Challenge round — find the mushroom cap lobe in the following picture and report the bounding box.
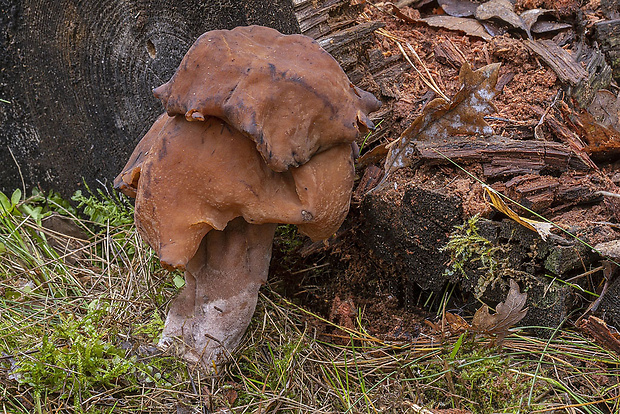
[153,25,381,172]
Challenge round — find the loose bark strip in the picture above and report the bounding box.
[416,136,591,177]
[525,39,587,85]
[578,315,620,355]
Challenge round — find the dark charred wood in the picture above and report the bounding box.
[595,19,620,80]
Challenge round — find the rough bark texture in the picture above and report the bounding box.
[596,19,620,80]
[0,0,300,197]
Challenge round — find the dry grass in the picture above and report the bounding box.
[1,190,619,413]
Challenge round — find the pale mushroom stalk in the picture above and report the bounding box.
[160,218,276,366]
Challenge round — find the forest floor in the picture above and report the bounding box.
[3,0,620,412]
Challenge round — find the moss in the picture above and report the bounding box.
[443,215,505,298]
[412,341,547,413]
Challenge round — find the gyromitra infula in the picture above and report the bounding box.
[114,26,381,368]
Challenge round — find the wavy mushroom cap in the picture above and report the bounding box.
[152,25,381,172]
[115,114,355,268]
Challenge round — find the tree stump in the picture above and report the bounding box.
[0,0,299,196]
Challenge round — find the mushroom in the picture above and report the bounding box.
[114,25,380,368]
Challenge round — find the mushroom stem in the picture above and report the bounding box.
[159,217,277,369]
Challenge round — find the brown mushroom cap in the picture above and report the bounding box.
[115,114,354,268]
[114,113,169,198]
[152,25,381,172]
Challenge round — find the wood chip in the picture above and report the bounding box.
[525,39,587,85]
[578,315,620,355]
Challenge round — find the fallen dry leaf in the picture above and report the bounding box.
[483,185,554,240]
[475,0,529,37]
[531,20,572,34]
[519,8,550,29]
[438,0,478,17]
[424,312,470,336]
[387,3,492,41]
[445,312,470,333]
[421,16,493,41]
[424,281,526,344]
[471,279,528,343]
[381,61,500,183]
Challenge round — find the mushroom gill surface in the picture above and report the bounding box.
[152,25,381,172]
[116,114,354,269]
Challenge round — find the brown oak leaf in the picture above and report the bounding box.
[470,279,528,343]
[380,61,500,186]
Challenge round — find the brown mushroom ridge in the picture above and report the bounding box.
[116,114,355,269]
[152,25,381,172]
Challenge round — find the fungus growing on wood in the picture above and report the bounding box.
[114,25,380,368]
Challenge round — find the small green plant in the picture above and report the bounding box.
[132,310,165,344]
[72,185,133,228]
[13,304,136,407]
[443,215,503,298]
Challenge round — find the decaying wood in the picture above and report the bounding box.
[294,0,381,84]
[578,315,620,354]
[572,46,613,108]
[560,102,620,160]
[595,19,620,79]
[601,0,620,19]
[317,21,385,83]
[415,136,591,177]
[434,39,467,69]
[294,0,363,39]
[495,173,604,214]
[294,0,410,147]
[525,39,587,86]
[533,106,599,170]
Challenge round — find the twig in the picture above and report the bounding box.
[565,266,604,283]
[406,42,450,102]
[377,28,450,102]
[534,90,562,140]
[595,191,620,199]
